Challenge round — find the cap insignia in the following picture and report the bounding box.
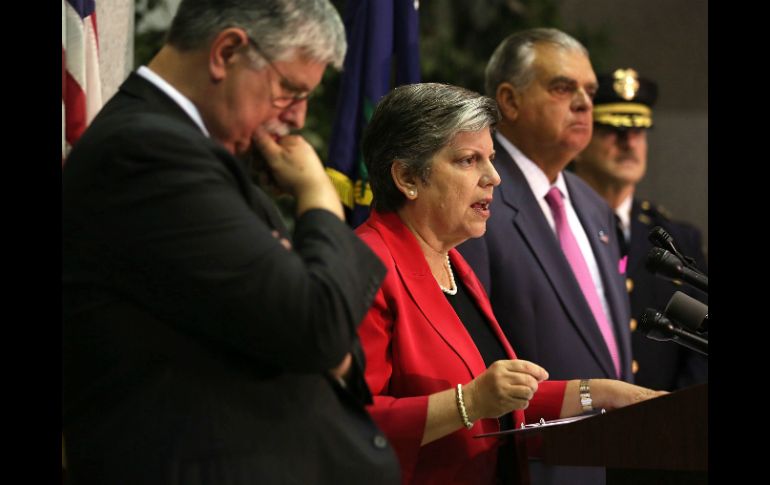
[613,69,640,101]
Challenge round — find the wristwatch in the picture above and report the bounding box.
[579,379,593,412]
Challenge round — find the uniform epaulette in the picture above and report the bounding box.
[639,200,672,221]
[655,204,672,220]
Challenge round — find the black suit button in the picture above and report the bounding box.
[373,434,388,449]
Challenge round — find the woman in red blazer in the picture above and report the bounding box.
[356,84,664,484]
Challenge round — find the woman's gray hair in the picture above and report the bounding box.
[484,28,588,97]
[166,0,346,69]
[362,83,499,213]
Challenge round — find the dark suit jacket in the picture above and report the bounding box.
[625,199,708,390]
[63,73,400,485]
[356,210,566,485]
[457,138,632,485]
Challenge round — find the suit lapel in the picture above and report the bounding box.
[495,141,617,377]
[370,212,488,378]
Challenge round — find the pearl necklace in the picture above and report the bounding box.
[439,254,457,295]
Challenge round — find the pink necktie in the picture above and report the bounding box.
[545,187,621,378]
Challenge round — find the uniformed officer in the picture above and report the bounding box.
[573,68,708,390]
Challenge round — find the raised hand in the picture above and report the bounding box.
[464,359,549,421]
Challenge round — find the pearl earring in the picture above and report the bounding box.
[408,189,416,198]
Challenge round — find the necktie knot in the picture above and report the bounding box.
[545,186,564,212]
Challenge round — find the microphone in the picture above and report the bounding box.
[665,291,708,333]
[639,308,708,357]
[648,226,697,268]
[645,247,708,293]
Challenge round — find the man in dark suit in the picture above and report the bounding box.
[62,1,400,483]
[458,28,632,485]
[573,68,708,391]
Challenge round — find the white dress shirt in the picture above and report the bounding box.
[615,194,633,244]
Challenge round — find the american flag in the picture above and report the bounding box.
[62,0,102,163]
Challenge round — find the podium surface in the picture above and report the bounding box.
[529,383,707,471]
[482,383,708,484]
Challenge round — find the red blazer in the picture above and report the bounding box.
[356,210,567,485]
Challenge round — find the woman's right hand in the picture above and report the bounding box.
[463,359,549,421]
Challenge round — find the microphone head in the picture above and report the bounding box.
[648,226,673,249]
[665,291,708,332]
[645,247,684,279]
[639,308,672,342]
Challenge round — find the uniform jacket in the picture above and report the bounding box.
[356,210,566,485]
[63,73,400,485]
[624,198,708,390]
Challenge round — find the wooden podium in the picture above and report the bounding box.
[502,383,708,485]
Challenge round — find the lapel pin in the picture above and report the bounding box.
[598,230,609,244]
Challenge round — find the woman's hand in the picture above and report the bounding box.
[463,359,549,421]
[590,379,668,410]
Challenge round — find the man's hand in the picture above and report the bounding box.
[252,128,344,220]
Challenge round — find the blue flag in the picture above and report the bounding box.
[326,0,421,227]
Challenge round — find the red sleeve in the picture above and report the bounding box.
[525,380,567,421]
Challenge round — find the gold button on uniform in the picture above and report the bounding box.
[626,278,634,293]
[629,318,637,332]
[632,359,639,374]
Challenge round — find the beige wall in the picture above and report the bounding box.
[96,0,134,101]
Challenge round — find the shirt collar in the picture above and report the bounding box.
[615,193,633,238]
[495,131,570,201]
[136,65,210,137]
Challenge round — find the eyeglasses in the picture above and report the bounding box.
[245,35,311,109]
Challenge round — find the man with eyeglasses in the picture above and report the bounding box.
[62,1,400,484]
[246,35,312,109]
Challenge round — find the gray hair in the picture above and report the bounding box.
[484,28,588,97]
[166,0,347,69]
[362,83,499,212]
